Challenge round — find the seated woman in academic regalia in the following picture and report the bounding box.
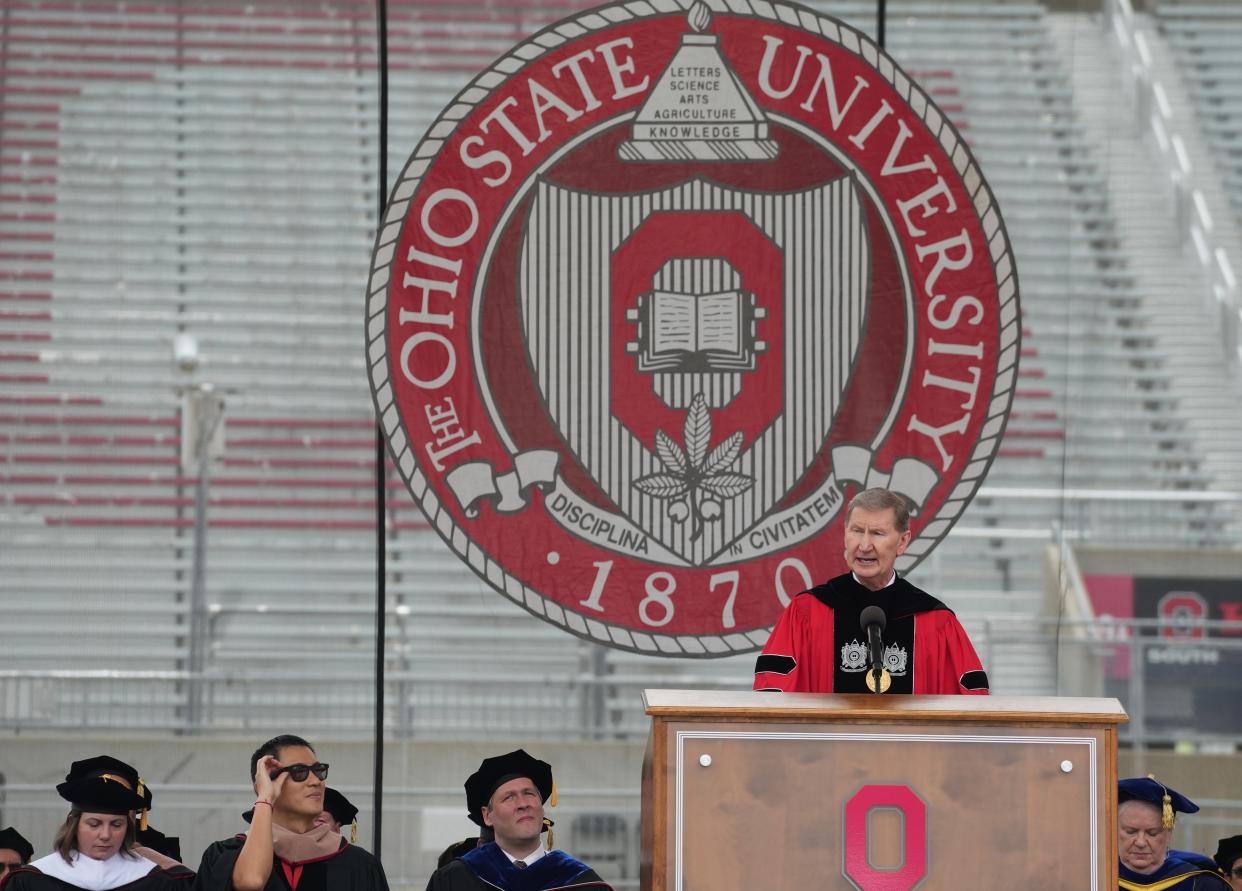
[0,755,193,890]
[1118,776,1229,890]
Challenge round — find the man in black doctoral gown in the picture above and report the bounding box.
[0,828,34,882]
[194,734,388,891]
[425,750,608,891]
[1214,835,1242,890]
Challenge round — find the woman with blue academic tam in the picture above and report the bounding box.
[1118,776,1229,890]
[1,756,193,891]
[424,750,610,891]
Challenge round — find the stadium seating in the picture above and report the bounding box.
[0,0,1234,735]
[1157,0,1242,226]
[4,2,1242,886]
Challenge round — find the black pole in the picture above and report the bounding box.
[371,0,390,861]
[877,0,886,49]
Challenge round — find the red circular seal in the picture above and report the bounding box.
[366,0,1019,655]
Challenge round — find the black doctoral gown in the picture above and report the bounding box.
[193,836,388,891]
[1,865,194,891]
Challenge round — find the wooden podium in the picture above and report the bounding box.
[642,690,1127,890]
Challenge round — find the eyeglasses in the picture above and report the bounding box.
[270,762,329,783]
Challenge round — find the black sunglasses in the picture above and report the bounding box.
[270,762,329,783]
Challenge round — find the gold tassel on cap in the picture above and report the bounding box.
[546,778,557,849]
[1148,774,1175,830]
[137,778,149,831]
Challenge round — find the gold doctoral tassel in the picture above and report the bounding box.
[545,779,557,850]
[1148,774,1175,830]
[137,778,149,831]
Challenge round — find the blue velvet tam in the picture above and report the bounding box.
[1119,776,1199,829]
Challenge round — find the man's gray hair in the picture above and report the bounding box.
[846,488,911,532]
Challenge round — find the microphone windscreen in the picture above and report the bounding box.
[860,605,887,633]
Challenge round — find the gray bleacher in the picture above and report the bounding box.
[1157,0,1242,226]
[0,0,1232,733]
[874,3,1231,615]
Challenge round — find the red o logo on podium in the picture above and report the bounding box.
[366,0,1019,654]
[844,784,927,890]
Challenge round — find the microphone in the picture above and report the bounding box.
[860,605,887,692]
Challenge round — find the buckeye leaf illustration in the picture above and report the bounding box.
[634,393,755,537]
[683,393,711,468]
[700,431,743,476]
[633,472,689,500]
[653,428,688,476]
[700,472,753,499]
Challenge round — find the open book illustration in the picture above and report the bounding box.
[636,288,758,372]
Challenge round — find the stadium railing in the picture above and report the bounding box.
[3,615,1240,751]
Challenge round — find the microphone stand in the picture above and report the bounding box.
[860,605,888,694]
[867,623,884,693]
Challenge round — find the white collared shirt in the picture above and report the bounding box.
[501,840,546,867]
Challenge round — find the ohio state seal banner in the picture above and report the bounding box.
[365,0,1019,656]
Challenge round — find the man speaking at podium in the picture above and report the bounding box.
[753,487,989,695]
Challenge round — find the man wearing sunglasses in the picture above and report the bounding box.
[194,734,390,891]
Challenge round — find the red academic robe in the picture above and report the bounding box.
[753,573,989,695]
